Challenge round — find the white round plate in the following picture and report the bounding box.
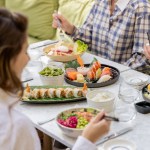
[103,139,136,150]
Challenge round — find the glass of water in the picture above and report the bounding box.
[115,80,139,122]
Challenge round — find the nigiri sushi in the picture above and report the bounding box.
[47,88,56,98]
[64,88,73,98]
[77,67,89,76]
[101,67,111,77]
[87,70,96,81]
[32,88,40,99]
[55,88,65,98]
[76,74,85,83]
[39,88,47,98]
[97,75,112,83]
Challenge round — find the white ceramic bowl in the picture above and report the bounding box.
[86,90,115,113]
[56,107,100,138]
[40,73,64,86]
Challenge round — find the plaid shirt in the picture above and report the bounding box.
[72,0,150,69]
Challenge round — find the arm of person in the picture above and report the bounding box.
[72,112,110,150]
[52,1,98,48]
[144,44,150,60]
[0,105,40,150]
[125,8,150,69]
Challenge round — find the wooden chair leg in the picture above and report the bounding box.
[43,133,53,150]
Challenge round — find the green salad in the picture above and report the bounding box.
[75,40,88,54]
[39,67,64,76]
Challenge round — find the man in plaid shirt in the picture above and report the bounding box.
[53,0,150,69]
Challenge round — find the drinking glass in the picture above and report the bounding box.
[118,80,139,103]
[115,80,139,122]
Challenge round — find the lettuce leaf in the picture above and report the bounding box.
[74,40,88,54]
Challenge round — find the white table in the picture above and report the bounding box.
[18,46,150,150]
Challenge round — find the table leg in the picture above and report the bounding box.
[43,133,53,150]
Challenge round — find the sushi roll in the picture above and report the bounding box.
[73,88,83,97]
[23,84,32,99]
[55,88,65,98]
[39,88,47,98]
[64,88,73,98]
[82,83,88,97]
[47,88,56,98]
[32,88,40,99]
[97,75,112,83]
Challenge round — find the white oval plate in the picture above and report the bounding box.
[102,139,136,150]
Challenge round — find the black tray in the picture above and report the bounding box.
[64,64,120,88]
[22,85,86,104]
[142,84,150,103]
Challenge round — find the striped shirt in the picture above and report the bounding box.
[72,0,150,69]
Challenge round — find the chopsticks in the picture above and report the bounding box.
[103,115,119,122]
[147,32,150,44]
[22,78,33,83]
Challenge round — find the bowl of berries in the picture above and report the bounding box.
[56,107,99,138]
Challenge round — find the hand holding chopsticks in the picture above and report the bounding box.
[103,115,119,122]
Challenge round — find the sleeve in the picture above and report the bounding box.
[72,136,97,150]
[0,105,41,150]
[13,113,41,150]
[70,1,97,46]
[125,6,150,69]
[0,105,14,150]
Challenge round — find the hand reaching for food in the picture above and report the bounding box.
[82,111,111,143]
[52,11,75,35]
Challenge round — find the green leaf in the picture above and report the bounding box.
[65,60,80,69]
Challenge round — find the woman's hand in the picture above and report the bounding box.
[52,13,75,35]
[82,111,111,143]
[144,44,150,59]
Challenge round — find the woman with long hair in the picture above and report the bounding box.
[0,8,110,150]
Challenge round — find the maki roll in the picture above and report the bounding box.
[32,88,40,99]
[55,88,65,98]
[23,84,32,99]
[39,88,47,98]
[82,83,88,97]
[64,88,73,98]
[47,88,56,98]
[73,88,83,97]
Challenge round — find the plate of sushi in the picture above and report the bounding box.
[64,57,120,88]
[22,84,88,104]
[142,83,150,103]
[43,40,88,62]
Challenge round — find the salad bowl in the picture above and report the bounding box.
[56,107,99,138]
[43,40,87,62]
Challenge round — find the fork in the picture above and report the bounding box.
[54,11,73,43]
[37,117,55,125]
